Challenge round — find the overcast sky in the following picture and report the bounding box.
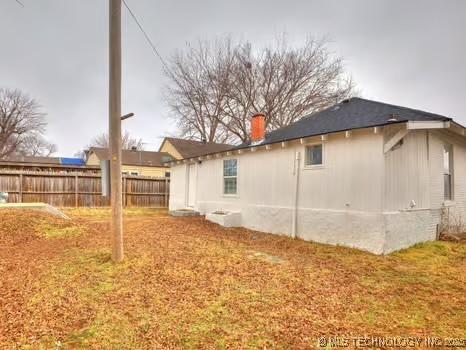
[1,0,465,156]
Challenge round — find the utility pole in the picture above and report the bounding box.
[109,0,123,262]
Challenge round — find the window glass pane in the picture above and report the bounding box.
[444,174,452,200]
[223,159,237,176]
[224,178,237,194]
[443,144,453,200]
[306,144,323,165]
[443,145,452,174]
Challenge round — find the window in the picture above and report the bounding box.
[165,172,170,178]
[443,144,453,201]
[305,144,323,167]
[122,171,129,175]
[223,159,238,195]
[130,171,139,176]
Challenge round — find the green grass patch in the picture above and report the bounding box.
[43,225,82,239]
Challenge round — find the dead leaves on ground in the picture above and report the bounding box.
[0,209,465,349]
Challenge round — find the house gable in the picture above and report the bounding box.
[159,139,183,159]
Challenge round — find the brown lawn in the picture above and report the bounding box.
[0,208,465,349]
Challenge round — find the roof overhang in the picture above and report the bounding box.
[407,120,451,130]
[407,120,465,137]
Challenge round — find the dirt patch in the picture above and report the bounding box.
[247,250,286,264]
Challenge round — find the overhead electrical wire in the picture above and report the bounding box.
[121,0,170,72]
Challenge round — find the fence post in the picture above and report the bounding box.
[165,177,169,207]
[19,173,23,203]
[75,175,79,207]
[123,176,127,207]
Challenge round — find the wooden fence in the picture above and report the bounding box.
[0,170,170,208]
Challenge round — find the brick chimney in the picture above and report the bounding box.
[251,113,266,143]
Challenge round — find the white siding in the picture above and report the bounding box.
[384,127,430,210]
[174,129,385,214]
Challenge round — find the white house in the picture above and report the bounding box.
[168,98,466,254]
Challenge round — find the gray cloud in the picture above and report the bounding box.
[1,0,465,156]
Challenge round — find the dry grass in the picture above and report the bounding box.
[0,209,465,349]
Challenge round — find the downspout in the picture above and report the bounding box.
[291,151,301,238]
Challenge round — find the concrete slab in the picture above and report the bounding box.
[206,211,242,227]
[0,203,71,220]
[169,209,201,217]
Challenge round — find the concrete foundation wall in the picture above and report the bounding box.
[199,201,436,254]
[383,210,437,254]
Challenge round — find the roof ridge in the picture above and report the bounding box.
[352,97,450,121]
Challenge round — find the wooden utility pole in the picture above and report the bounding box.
[109,0,124,262]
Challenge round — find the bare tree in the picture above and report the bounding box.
[165,35,355,143]
[165,39,235,143]
[0,88,56,159]
[89,131,144,150]
[16,135,57,157]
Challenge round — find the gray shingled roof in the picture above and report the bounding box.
[233,97,451,150]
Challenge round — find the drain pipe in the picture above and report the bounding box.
[291,151,301,238]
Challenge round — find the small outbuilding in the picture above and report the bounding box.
[168,98,466,254]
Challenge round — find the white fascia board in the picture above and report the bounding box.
[407,121,450,130]
[450,122,466,137]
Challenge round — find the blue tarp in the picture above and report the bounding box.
[60,157,86,166]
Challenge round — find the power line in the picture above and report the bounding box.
[121,0,170,72]
[14,0,24,7]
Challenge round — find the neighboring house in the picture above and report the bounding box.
[168,97,466,254]
[85,147,174,177]
[0,156,95,173]
[159,137,233,160]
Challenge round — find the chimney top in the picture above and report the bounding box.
[251,113,266,144]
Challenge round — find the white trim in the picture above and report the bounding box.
[384,128,409,153]
[407,120,450,130]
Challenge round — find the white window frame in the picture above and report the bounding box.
[304,142,325,169]
[223,158,239,196]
